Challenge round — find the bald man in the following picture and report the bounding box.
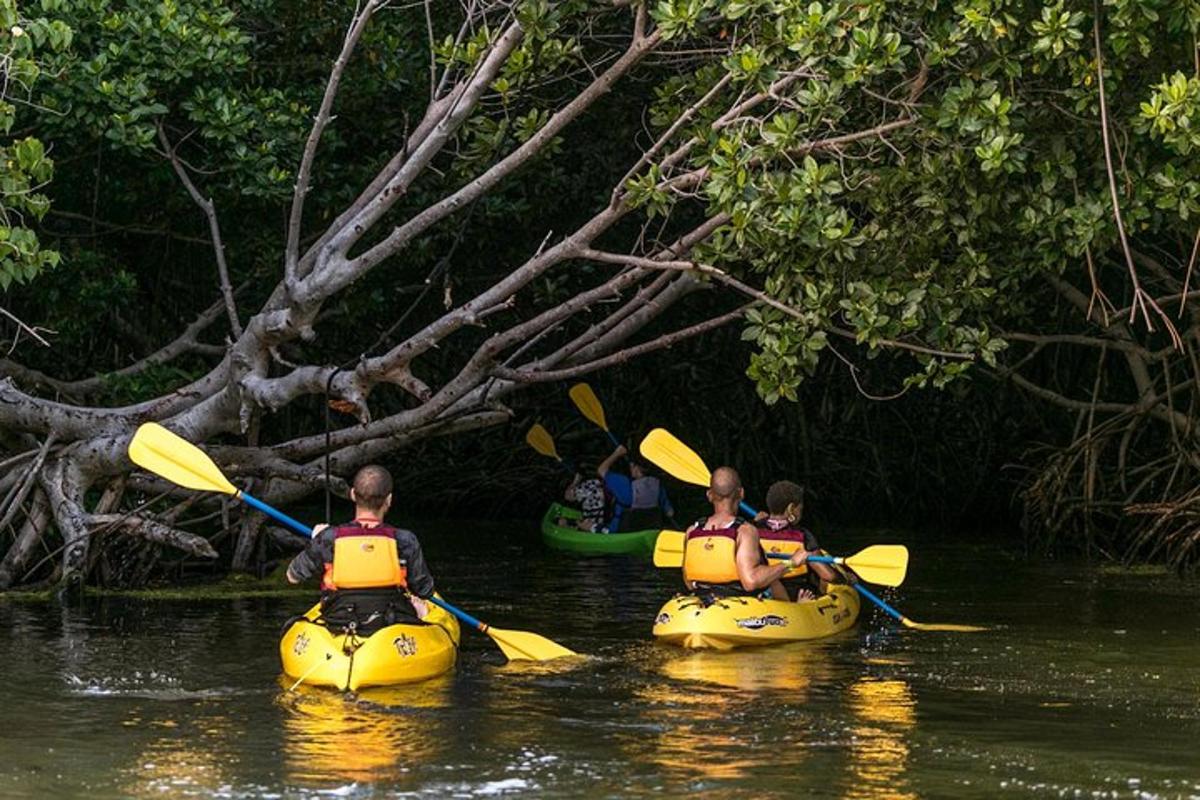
[681,466,806,599]
[286,465,435,633]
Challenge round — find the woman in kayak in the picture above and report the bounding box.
[682,466,806,600]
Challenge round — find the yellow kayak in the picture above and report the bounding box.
[652,584,860,649]
[280,597,461,691]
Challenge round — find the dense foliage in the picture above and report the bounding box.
[4,0,1200,588]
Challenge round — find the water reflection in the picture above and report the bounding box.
[843,678,916,800]
[278,677,454,786]
[635,646,836,782]
[119,711,240,798]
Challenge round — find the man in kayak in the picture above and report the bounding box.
[286,465,436,634]
[597,443,675,532]
[682,466,806,599]
[756,480,839,600]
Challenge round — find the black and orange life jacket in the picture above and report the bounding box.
[320,520,408,592]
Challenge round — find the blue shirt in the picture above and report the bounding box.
[603,474,673,530]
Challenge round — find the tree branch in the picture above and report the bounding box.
[494,305,748,383]
[1,293,230,397]
[157,126,243,337]
[285,0,382,292]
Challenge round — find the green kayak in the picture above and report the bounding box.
[540,502,659,556]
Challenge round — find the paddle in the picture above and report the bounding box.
[569,383,622,448]
[653,532,908,587]
[638,428,985,632]
[639,428,757,518]
[525,424,573,474]
[128,422,578,660]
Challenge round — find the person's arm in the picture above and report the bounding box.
[286,525,330,584]
[564,472,582,502]
[397,531,436,598]
[735,524,807,592]
[596,444,626,478]
[803,531,838,584]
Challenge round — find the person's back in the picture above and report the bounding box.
[597,444,674,532]
[286,465,436,634]
[756,480,838,600]
[681,466,804,601]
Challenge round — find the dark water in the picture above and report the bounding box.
[2,520,1199,798]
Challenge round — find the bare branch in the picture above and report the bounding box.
[1,293,230,397]
[285,0,383,291]
[494,305,748,383]
[90,514,219,559]
[157,125,243,337]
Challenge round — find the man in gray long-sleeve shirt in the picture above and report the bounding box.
[286,465,435,632]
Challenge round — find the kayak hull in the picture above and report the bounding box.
[280,597,461,691]
[652,585,860,650]
[540,501,657,556]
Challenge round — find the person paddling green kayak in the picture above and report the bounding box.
[597,443,676,533]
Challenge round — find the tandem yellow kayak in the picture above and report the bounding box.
[652,584,860,650]
[280,597,461,691]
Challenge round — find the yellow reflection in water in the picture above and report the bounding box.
[635,646,833,782]
[121,713,235,798]
[279,677,452,786]
[843,678,917,800]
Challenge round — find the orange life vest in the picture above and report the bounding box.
[682,517,744,587]
[320,521,408,592]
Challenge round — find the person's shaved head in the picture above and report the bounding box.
[709,467,742,499]
[352,465,393,512]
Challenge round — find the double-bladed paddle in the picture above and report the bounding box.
[652,532,908,587]
[638,428,985,632]
[128,423,578,661]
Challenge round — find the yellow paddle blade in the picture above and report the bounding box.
[569,383,608,431]
[652,530,686,568]
[900,619,988,633]
[842,545,909,587]
[128,423,237,495]
[524,423,559,460]
[488,627,578,661]
[639,428,712,488]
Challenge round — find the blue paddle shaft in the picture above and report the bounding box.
[238,491,314,538]
[427,595,486,631]
[846,581,904,623]
[742,500,899,622]
[765,553,835,565]
[234,491,494,633]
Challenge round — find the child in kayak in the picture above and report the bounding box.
[756,480,840,600]
[563,468,609,532]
